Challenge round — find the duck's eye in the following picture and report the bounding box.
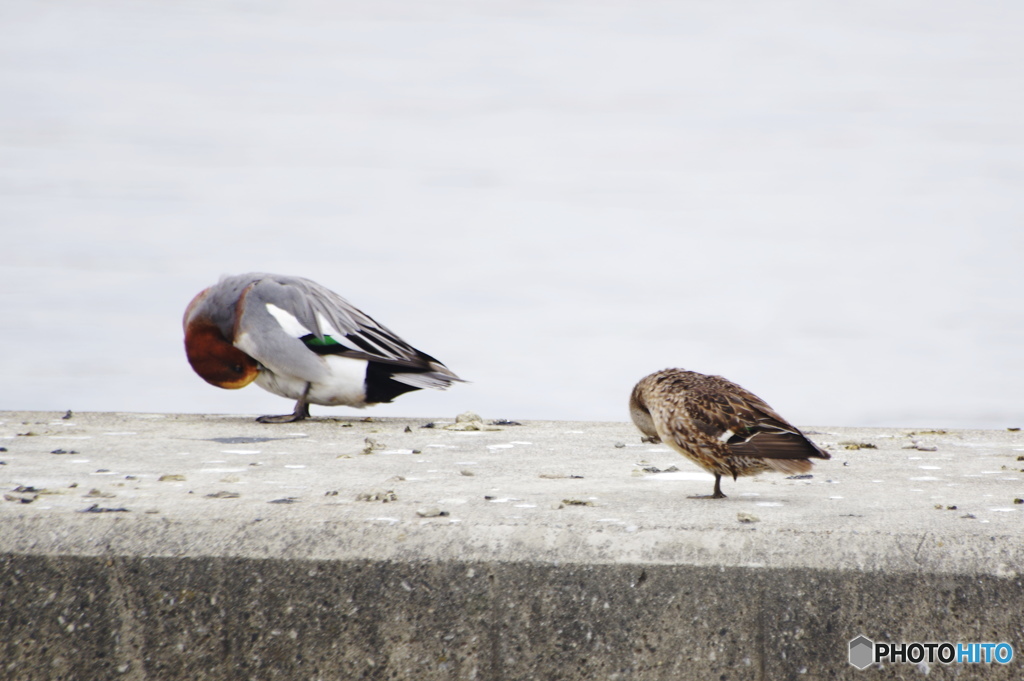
[232,364,244,374]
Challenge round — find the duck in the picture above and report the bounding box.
[629,368,829,498]
[184,273,464,423]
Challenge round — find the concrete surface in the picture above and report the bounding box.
[1,411,1022,680]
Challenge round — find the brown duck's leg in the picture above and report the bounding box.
[687,473,728,499]
[256,385,311,424]
[712,474,726,499]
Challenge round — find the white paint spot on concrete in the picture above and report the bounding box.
[487,444,514,450]
[989,508,1018,513]
[223,449,261,454]
[919,466,941,470]
[755,502,784,507]
[644,471,714,481]
[367,517,400,525]
[514,504,537,508]
[511,441,533,445]
[284,465,306,469]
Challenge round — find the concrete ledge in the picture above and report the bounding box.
[2,411,1022,679]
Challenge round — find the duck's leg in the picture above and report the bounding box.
[711,474,726,498]
[687,473,727,499]
[257,385,311,423]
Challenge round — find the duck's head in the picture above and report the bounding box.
[184,287,259,389]
[628,382,658,439]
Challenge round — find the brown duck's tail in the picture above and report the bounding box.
[727,429,831,463]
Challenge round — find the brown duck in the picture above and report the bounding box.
[629,368,830,498]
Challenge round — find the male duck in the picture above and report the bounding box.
[629,368,829,498]
[184,273,464,422]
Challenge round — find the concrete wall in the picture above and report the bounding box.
[2,412,1023,679]
[3,555,1023,681]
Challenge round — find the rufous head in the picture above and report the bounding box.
[183,288,258,389]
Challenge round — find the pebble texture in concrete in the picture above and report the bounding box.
[1,411,1022,680]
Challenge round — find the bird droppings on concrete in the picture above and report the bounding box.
[357,489,398,503]
[443,412,503,432]
[361,438,385,455]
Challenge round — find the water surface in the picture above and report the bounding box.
[1,1,1021,427]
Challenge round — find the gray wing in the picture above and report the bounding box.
[231,273,461,384]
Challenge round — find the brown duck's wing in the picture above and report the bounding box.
[685,378,831,462]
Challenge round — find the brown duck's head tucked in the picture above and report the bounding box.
[628,382,658,440]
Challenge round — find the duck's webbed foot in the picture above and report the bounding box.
[687,474,727,499]
[256,390,311,424]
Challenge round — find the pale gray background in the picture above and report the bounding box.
[1,1,1021,427]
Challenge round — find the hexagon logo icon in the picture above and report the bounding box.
[849,635,874,669]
